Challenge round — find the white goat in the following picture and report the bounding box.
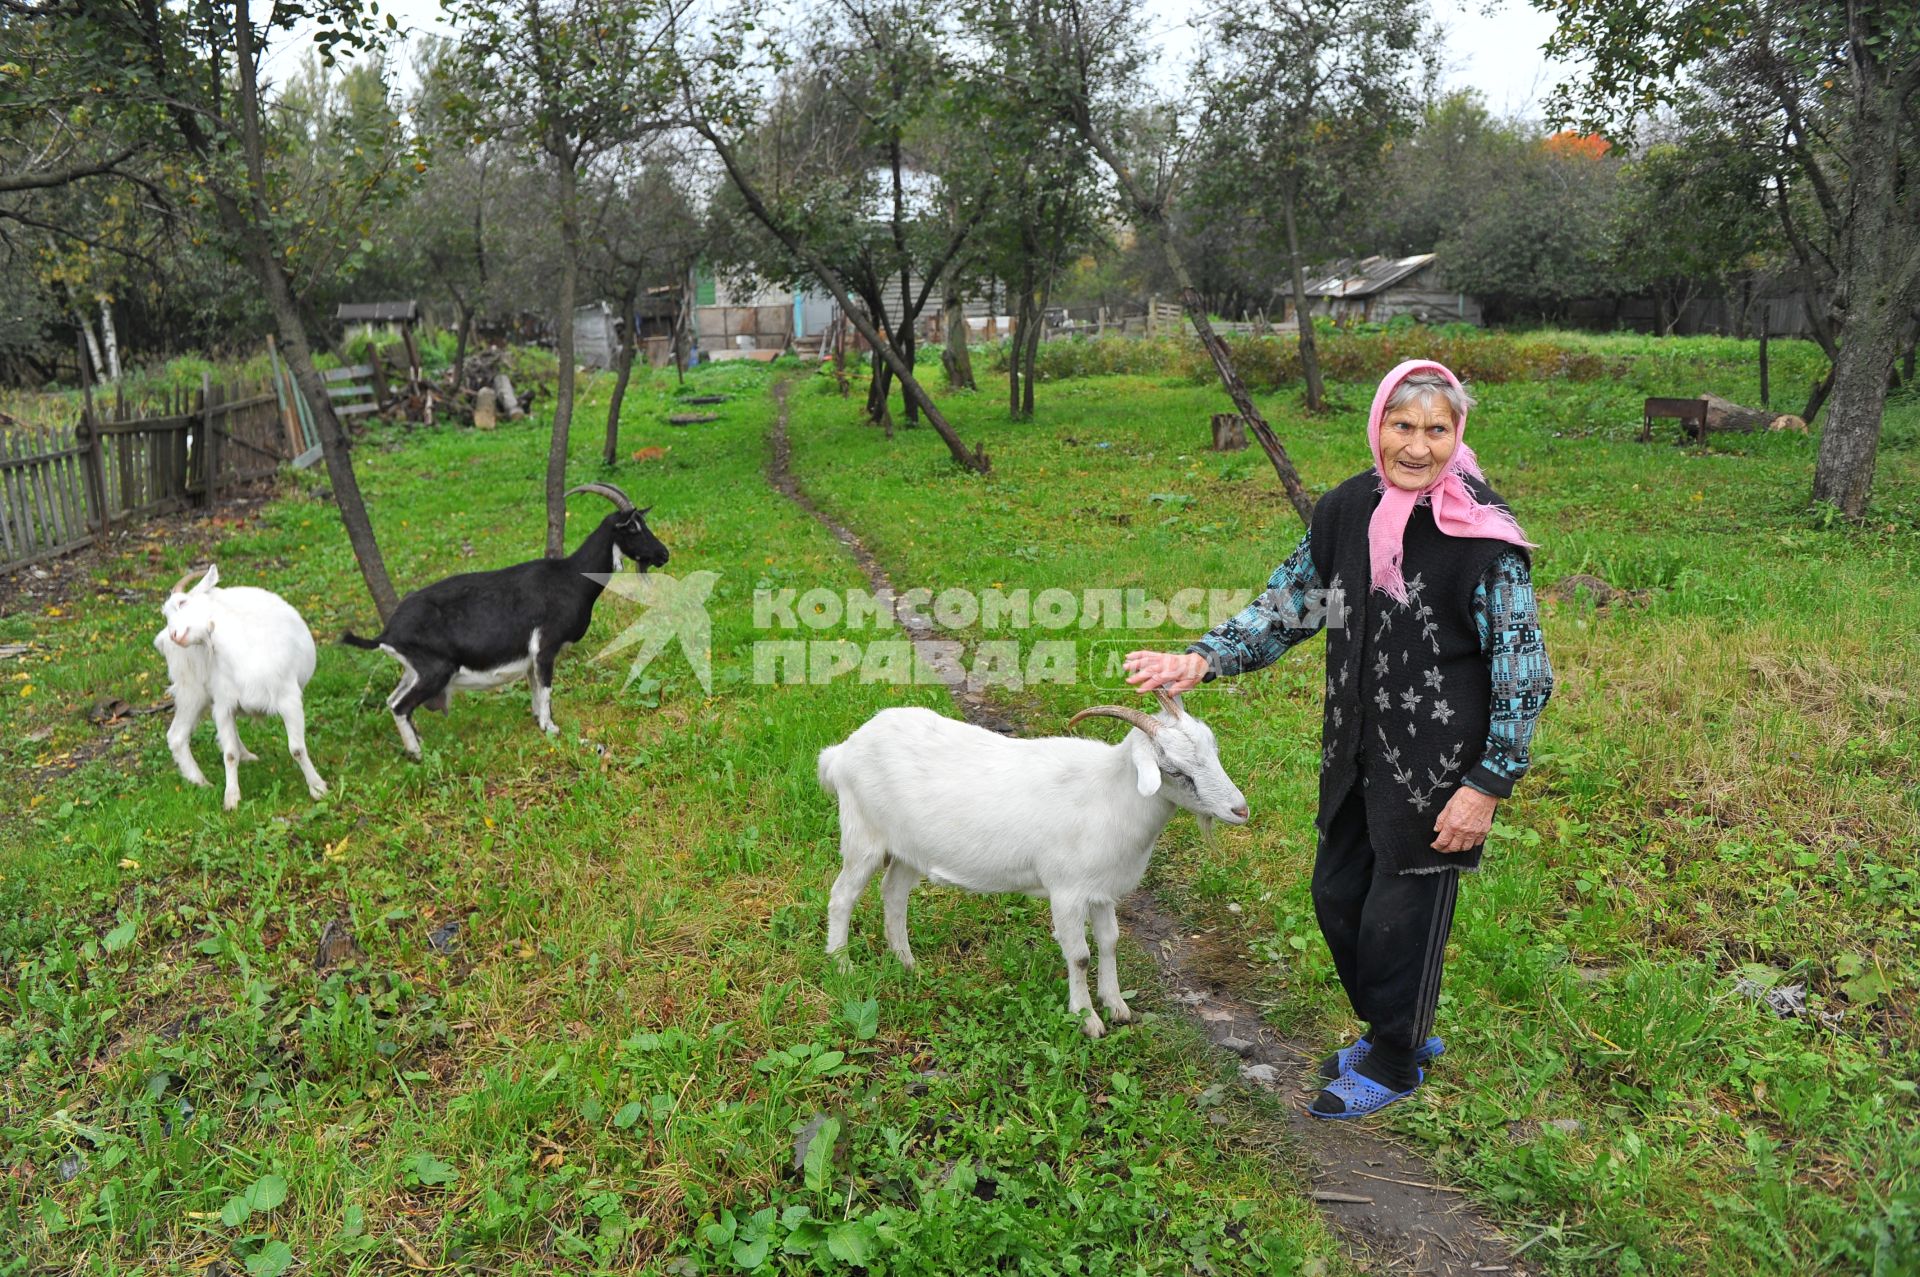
[818,692,1248,1037]
[154,565,328,810]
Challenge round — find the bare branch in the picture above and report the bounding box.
[0,145,146,194]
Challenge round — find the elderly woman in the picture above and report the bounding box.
[1124,360,1553,1119]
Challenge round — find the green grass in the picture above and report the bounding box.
[0,362,1344,1275]
[989,326,1838,403]
[780,351,1920,1274]
[6,337,1917,1274]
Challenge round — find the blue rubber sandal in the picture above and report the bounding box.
[1309,1066,1424,1120]
[1317,1034,1445,1081]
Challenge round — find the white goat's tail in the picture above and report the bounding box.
[816,744,843,795]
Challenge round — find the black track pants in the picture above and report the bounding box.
[1310,780,1461,1090]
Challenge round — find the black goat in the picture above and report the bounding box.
[343,483,668,756]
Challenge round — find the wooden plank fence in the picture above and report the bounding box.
[0,425,93,571]
[0,378,292,574]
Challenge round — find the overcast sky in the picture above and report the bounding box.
[266,0,1570,121]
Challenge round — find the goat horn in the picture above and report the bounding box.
[1154,690,1186,718]
[171,565,211,595]
[564,482,635,512]
[1066,704,1161,736]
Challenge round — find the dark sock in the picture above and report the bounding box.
[1317,1032,1373,1081]
[1309,1086,1347,1115]
[1357,1040,1419,1092]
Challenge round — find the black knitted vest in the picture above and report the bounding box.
[1309,470,1524,874]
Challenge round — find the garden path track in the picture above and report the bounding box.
[766,379,1526,1275]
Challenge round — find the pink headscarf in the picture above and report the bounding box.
[1367,359,1535,604]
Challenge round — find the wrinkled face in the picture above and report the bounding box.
[1378,390,1459,492]
[612,508,670,572]
[1137,710,1249,824]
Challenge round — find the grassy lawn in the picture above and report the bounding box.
[4,330,1916,1274]
[0,363,1344,1275]
[780,332,1920,1273]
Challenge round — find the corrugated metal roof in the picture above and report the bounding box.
[1303,254,1436,299]
[336,300,419,323]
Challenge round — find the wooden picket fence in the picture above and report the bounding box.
[0,379,292,574]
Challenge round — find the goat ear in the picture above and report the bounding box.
[1130,736,1162,797]
[196,564,220,593]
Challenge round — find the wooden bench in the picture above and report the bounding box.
[1641,396,1708,443]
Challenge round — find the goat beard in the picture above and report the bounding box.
[1196,814,1215,850]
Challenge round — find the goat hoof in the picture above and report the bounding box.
[308,781,329,799]
[223,795,240,812]
[1105,1001,1133,1025]
[1080,1014,1107,1039]
[828,949,852,975]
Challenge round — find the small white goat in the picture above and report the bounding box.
[154,565,328,810]
[818,692,1248,1036]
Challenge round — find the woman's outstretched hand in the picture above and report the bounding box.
[1124,650,1210,694]
[1432,785,1497,853]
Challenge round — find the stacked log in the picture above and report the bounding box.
[432,345,532,427]
[1210,413,1248,451]
[1702,393,1808,436]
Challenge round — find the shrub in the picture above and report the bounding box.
[983,326,1637,391]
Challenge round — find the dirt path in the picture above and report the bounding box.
[767,380,1525,1275]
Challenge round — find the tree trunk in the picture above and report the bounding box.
[98,298,121,381]
[899,275,918,427]
[547,157,580,557]
[1758,316,1770,408]
[1890,316,1917,390]
[672,284,690,384]
[1008,289,1027,419]
[229,0,396,621]
[1802,367,1835,425]
[604,287,638,466]
[1023,262,1054,419]
[1810,75,1918,519]
[450,296,473,391]
[830,309,850,395]
[859,287,893,425]
[1281,192,1325,412]
[78,312,105,386]
[1812,309,1901,516]
[870,358,895,436]
[942,290,975,390]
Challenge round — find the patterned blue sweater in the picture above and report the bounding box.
[1188,529,1554,797]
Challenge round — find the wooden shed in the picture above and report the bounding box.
[1300,254,1483,326]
